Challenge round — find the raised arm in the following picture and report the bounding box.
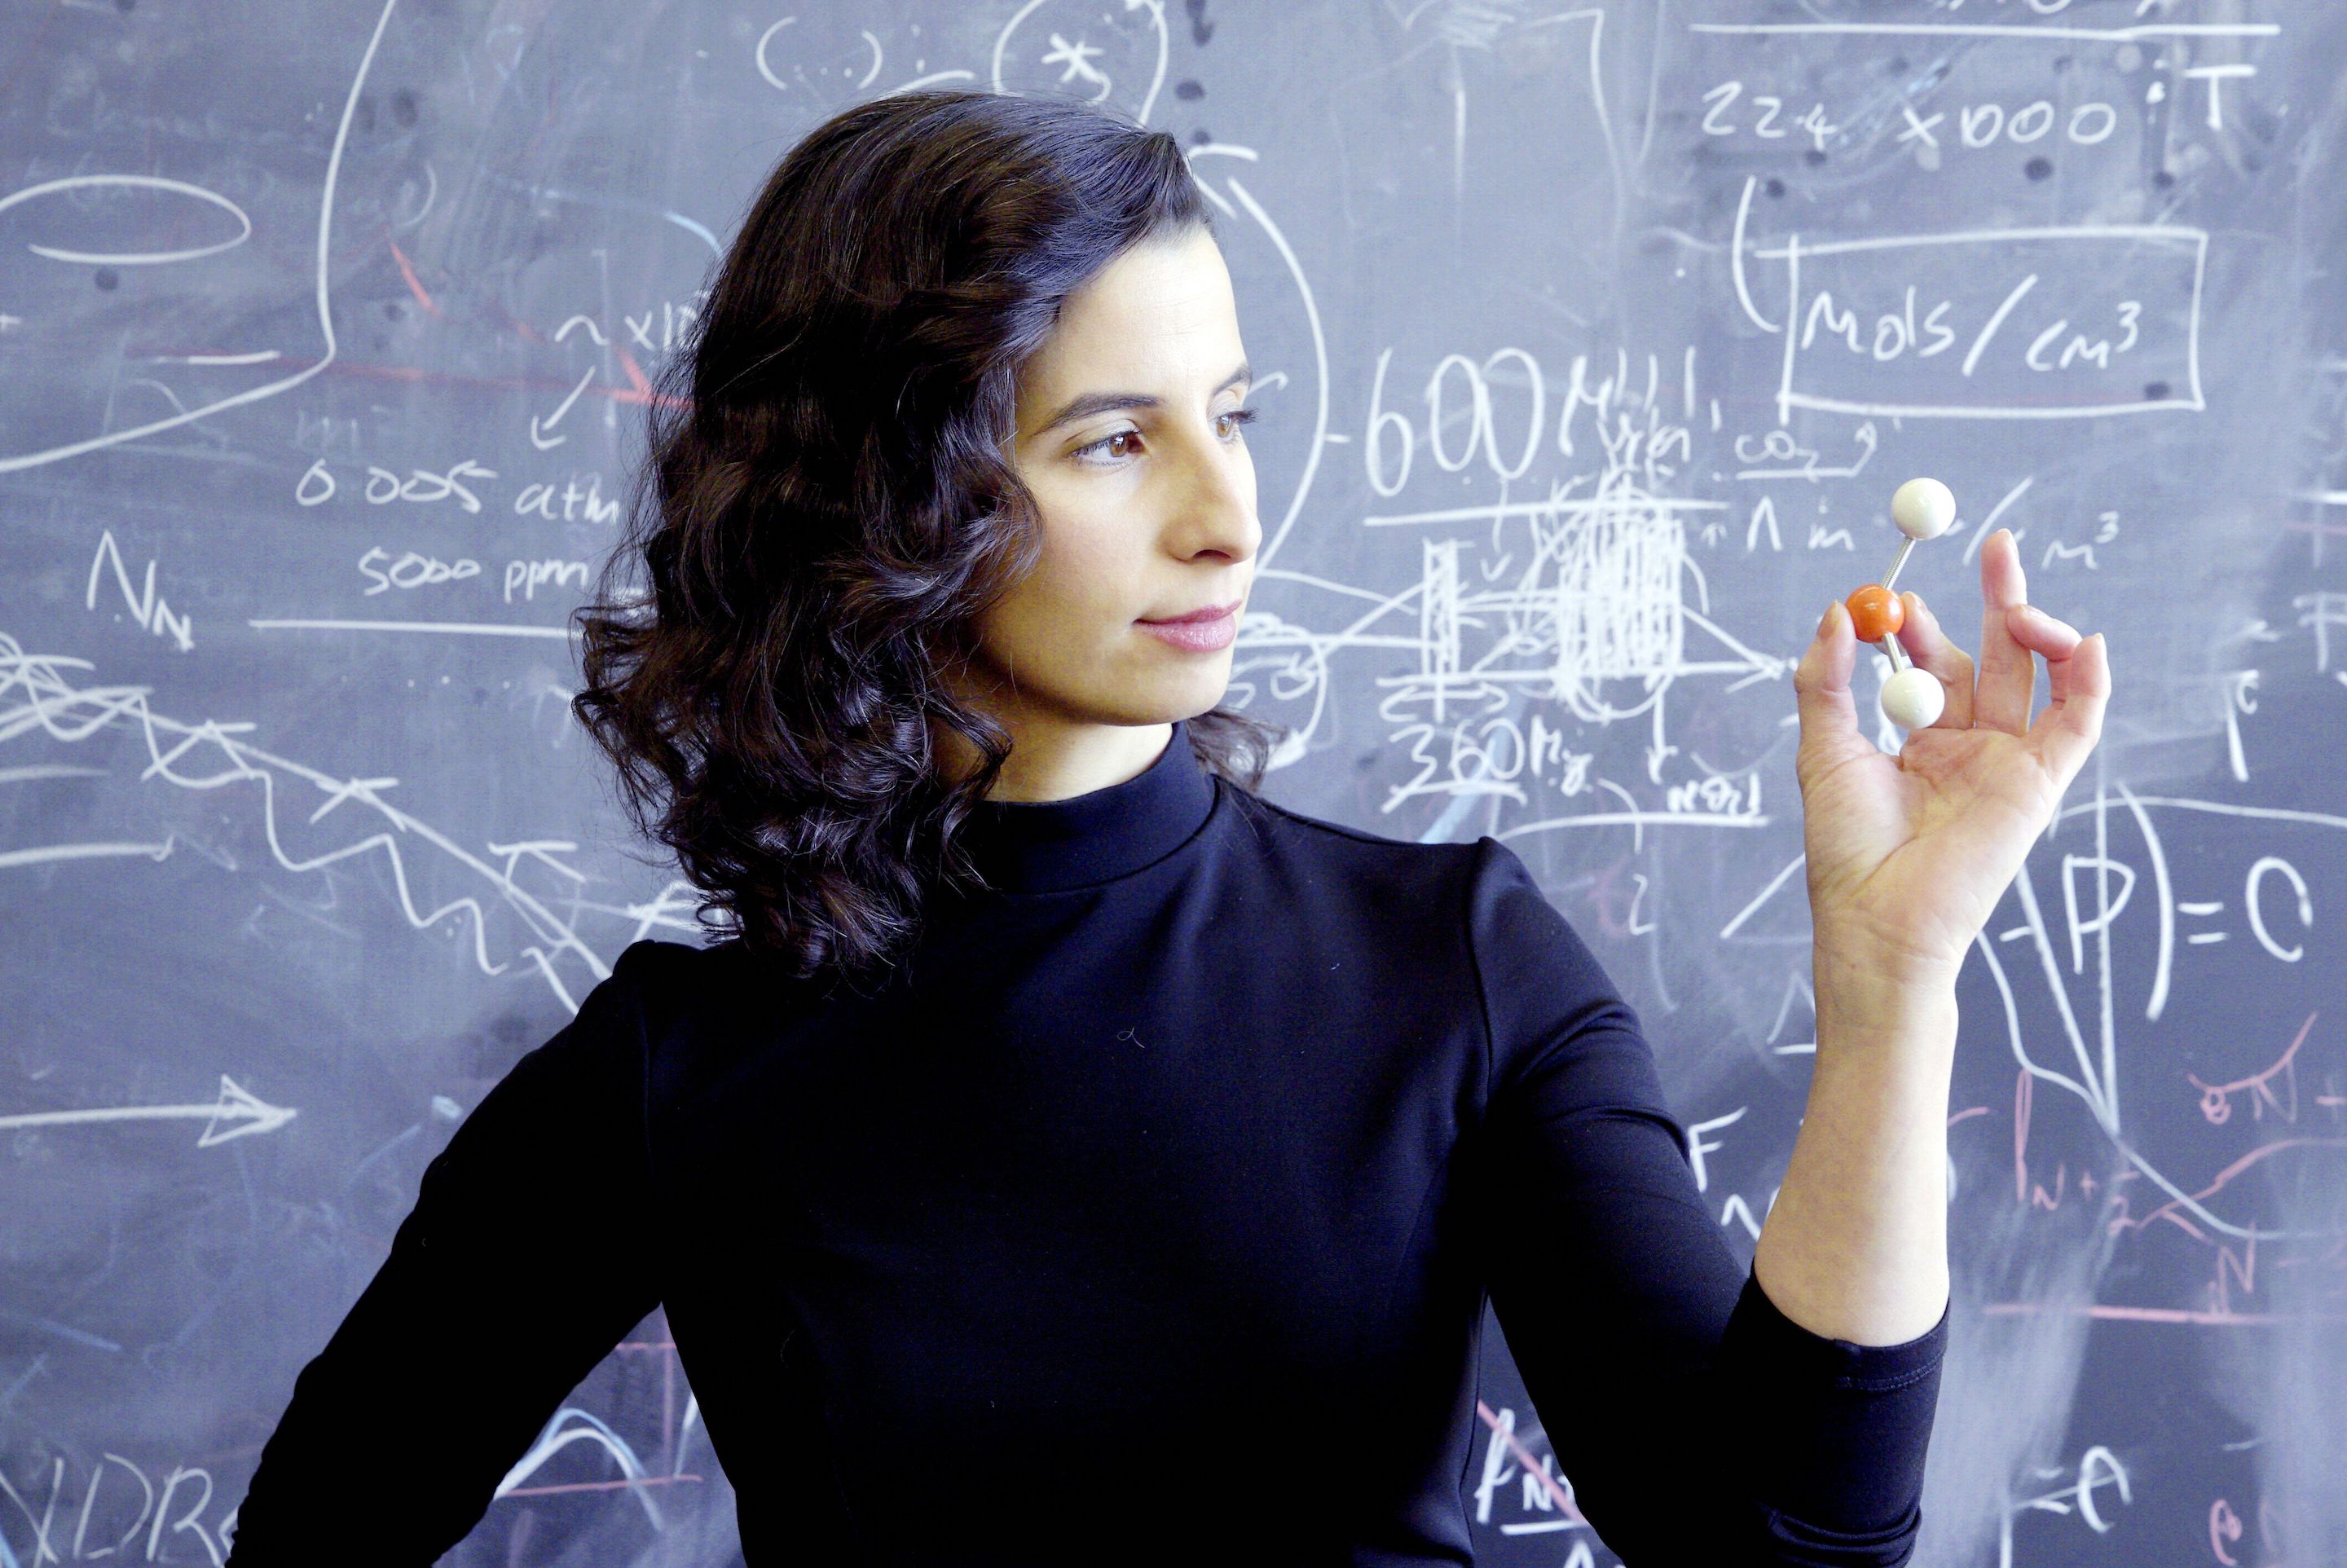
[224,941,672,1563]
[1466,838,1948,1566]
[1768,526,2107,1347]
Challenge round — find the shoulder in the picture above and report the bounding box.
[594,936,737,1042]
[1213,791,1588,968]
[1455,833,1612,991]
[1221,789,1564,923]
[1213,799,1632,1079]
[1455,836,1647,1105]
[1221,786,1487,896]
[610,934,722,983]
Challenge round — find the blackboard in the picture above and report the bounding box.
[4,2,2342,1563]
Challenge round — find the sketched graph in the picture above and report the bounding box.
[0,628,695,1007]
[1372,472,1778,721]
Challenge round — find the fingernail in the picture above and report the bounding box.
[1818,601,1838,635]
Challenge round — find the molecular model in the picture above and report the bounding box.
[1844,478,1956,730]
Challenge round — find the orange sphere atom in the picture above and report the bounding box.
[1845,584,1905,642]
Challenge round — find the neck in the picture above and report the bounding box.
[936,709,1180,804]
[944,715,1218,895]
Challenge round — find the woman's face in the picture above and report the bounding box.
[963,225,1260,748]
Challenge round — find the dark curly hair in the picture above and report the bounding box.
[572,89,1284,996]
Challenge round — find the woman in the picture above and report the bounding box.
[227,90,2109,1565]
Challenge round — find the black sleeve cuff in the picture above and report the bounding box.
[1715,1260,1950,1550]
[1725,1261,1950,1390]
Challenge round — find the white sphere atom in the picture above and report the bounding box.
[1891,477,1956,541]
[1881,667,1946,730]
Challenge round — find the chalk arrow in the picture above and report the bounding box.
[0,1075,297,1147]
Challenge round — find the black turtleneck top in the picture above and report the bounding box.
[226,720,1948,1566]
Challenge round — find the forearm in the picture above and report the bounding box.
[1752,946,1959,1347]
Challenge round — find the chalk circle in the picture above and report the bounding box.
[0,174,253,266]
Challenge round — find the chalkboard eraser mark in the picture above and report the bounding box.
[1190,127,1213,145]
[2024,157,2054,182]
[1764,178,1786,199]
[2144,381,2172,400]
[1175,79,1204,101]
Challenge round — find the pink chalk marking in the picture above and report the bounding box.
[1979,1301,2347,1326]
[2185,1012,2316,1125]
[1476,1398,1590,1526]
[611,345,689,412]
[2108,1135,2347,1239]
[385,235,442,317]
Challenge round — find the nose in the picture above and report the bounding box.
[1177,431,1259,565]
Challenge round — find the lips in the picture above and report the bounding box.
[1138,598,1244,625]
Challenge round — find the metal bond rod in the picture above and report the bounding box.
[1879,536,1918,595]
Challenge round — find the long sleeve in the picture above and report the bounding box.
[224,940,670,1564]
[1464,836,1948,1566]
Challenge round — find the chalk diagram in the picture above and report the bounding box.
[0,9,2340,1555]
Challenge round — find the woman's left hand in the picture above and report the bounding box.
[1792,526,2113,992]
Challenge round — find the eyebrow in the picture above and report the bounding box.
[1032,360,1252,438]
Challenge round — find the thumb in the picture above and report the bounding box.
[1794,600,1877,787]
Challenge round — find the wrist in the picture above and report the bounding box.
[1812,926,1961,1036]
[1812,912,1963,991]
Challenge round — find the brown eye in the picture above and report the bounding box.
[1073,429,1143,466]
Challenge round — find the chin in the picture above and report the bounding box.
[1081,687,1226,730]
